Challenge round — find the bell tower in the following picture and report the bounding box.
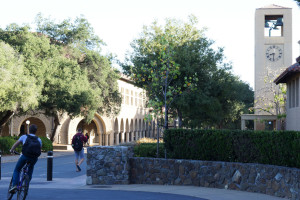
[254,4,292,129]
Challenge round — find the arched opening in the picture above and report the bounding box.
[143,119,147,137]
[135,118,138,140]
[19,117,46,137]
[125,119,129,142]
[114,119,119,145]
[130,119,134,141]
[120,119,124,143]
[139,119,142,139]
[77,120,98,145]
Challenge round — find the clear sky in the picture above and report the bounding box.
[1,0,300,89]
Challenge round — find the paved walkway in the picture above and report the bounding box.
[1,150,284,200]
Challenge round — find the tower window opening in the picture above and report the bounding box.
[264,15,283,37]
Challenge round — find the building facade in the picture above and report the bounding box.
[274,56,300,130]
[0,75,157,146]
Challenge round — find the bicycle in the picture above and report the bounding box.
[7,151,30,200]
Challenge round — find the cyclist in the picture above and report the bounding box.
[9,124,42,193]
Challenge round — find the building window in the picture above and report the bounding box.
[139,92,143,107]
[134,92,137,106]
[124,89,130,105]
[288,82,291,108]
[296,77,299,107]
[292,80,295,108]
[121,87,125,104]
[288,78,300,109]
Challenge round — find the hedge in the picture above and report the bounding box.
[134,143,165,158]
[164,129,300,168]
[0,136,53,155]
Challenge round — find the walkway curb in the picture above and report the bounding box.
[1,150,74,163]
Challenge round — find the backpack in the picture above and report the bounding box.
[22,135,41,158]
[72,135,83,151]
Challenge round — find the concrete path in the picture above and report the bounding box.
[0,150,284,200]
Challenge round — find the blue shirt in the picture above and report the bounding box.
[18,134,42,147]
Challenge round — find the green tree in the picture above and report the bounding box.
[254,67,286,130]
[35,13,103,50]
[175,66,253,129]
[0,41,38,133]
[0,24,99,139]
[123,16,253,129]
[35,14,122,140]
[123,16,201,130]
[207,69,254,129]
[35,14,122,118]
[294,0,300,6]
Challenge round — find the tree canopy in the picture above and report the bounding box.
[0,15,121,138]
[35,14,121,118]
[122,16,253,129]
[0,41,39,131]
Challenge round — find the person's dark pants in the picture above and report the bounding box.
[12,155,38,186]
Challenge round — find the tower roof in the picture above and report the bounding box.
[257,4,291,9]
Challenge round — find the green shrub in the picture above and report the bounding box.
[40,137,53,152]
[0,137,22,154]
[0,136,53,155]
[134,143,165,158]
[164,129,300,168]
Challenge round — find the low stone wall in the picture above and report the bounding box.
[87,146,300,199]
[130,158,300,199]
[86,146,133,185]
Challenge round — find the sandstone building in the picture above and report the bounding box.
[1,75,157,147]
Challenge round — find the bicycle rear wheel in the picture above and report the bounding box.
[17,175,29,200]
[7,178,14,200]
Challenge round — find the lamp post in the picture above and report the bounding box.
[26,120,30,134]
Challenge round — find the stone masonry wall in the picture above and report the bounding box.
[130,158,300,199]
[86,146,133,185]
[86,146,300,199]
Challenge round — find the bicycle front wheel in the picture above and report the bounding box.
[7,178,14,200]
[17,175,29,200]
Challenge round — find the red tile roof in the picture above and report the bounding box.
[274,58,300,84]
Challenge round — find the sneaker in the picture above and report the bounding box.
[76,165,81,172]
[9,185,17,193]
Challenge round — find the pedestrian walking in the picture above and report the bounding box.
[85,133,90,146]
[71,128,87,172]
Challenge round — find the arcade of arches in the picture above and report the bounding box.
[1,113,157,146]
[0,77,158,146]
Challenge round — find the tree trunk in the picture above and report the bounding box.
[276,119,281,130]
[0,111,14,135]
[50,114,60,142]
[177,109,183,128]
[164,107,168,130]
[156,118,160,158]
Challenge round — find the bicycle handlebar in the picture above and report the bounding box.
[12,151,21,155]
